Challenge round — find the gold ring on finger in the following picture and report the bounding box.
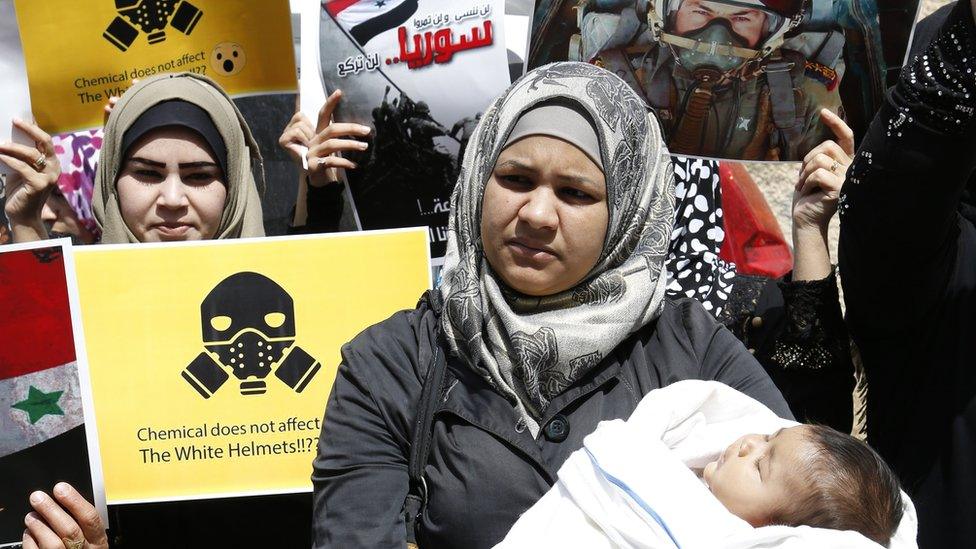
[62,537,85,549]
[33,154,47,171]
[829,160,840,173]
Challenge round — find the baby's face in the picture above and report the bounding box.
[703,425,814,526]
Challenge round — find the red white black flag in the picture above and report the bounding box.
[325,0,419,46]
[0,243,96,546]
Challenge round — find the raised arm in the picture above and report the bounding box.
[1,119,60,243]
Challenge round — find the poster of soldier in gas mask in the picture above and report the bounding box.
[316,0,512,259]
[529,0,920,161]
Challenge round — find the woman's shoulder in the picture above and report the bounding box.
[651,297,724,343]
[627,297,729,375]
[339,292,441,387]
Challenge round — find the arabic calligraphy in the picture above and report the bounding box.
[413,3,491,30]
[336,52,381,78]
[388,20,494,70]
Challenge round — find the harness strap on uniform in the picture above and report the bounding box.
[600,48,650,103]
[765,56,799,135]
[815,30,846,68]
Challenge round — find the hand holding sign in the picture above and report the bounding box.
[305,90,371,187]
[0,118,60,243]
[792,109,854,232]
[22,483,108,549]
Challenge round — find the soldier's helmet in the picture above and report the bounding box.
[646,0,804,81]
[415,102,431,115]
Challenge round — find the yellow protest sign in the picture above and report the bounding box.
[73,230,429,503]
[14,0,297,134]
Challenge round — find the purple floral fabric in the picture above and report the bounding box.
[52,130,102,238]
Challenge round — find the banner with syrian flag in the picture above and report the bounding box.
[326,0,419,47]
[314,0,510,261]
[0,240,104,547]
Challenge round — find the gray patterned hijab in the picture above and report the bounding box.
[439,62,676,435]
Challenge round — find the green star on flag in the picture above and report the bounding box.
[12,386,65,424]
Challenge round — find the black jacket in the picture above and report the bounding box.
[312,296,792,548]
[839,2,976,546]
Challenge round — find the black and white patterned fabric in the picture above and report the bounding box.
[666,156,736,316]
[438,62,675,435]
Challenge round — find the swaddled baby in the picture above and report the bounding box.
[703,424,903,546]
[497,381,915,549]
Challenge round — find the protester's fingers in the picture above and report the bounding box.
[295,113,315,142]
[28,490,87,544]
[11,119,55,158]
[802,139,851,168]
[815,140,851,165]
[307,155,357,172]
[320,122,371,141]
[801,139,835,166]
[278,126,309,149]
[308,138,368,158]
[805,169,844,195]
[316,89,342,133]
[307,120,367,148]
[287,110,305,125]
[0,141,52,167]
[52,483,107,545]
[102,97,120,124]
[820,108,855,156]
[21,530,40,549]
[797,152,842,190]
[798,168,841,199]
[0,152,35,180]
[23,512,63,549]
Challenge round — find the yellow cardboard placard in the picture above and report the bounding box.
[14,0,297,134]
[73,230,429,503]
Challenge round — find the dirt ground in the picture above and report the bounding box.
[744,0,950,303]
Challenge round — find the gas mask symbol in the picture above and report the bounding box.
[675,18,751,79]
[181,272,321,398]
[103,0,204,52]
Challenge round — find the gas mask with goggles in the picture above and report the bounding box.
[181,272,321,398]
[646,0,804,83]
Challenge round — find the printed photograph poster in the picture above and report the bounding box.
[317,0,511,259]
[0,239,105,548]
[72,229,429,503]
[14,0,297,134]
[529,0,918,162]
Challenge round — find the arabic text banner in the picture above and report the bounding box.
[14,0,297,134]
[73,229,429,503]
[315,0,509,259]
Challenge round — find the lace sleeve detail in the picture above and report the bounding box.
[770,268,850,371]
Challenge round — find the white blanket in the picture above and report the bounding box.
[495,380,918,549]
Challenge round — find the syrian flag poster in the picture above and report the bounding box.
[0,239,105,547]
[315,0,509,259]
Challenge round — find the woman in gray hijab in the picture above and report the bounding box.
[312,62,790,548]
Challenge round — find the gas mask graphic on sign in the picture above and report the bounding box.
[103,0,204,52]
[181,272,321,398]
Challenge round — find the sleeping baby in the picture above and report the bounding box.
[496,381,916,549]
[703,423,902,545]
